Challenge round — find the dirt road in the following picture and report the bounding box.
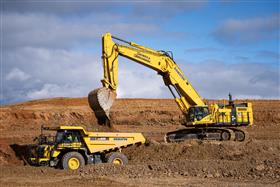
[0,98,279,186]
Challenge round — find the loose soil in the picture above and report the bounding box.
[0,98,279,186]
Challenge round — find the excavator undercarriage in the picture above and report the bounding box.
[165,127,248,143]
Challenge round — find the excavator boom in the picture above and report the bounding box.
[88,33,205,123]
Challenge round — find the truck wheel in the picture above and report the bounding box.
[106,152,128,165]
[62,152,85,170]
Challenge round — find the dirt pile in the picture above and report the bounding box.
[68,137,280,182]
[119,139,279,180]
[73,139,280,181]
[124,139,280,163]
[76,159,280,181]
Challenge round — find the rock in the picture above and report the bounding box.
[214,172,220,178]
[196,173,202,177]
[206,174,213,178]
[229,170,235,176]
[256,164,265,171]
[33,112,40,119]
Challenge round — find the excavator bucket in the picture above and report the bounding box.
[88,87,116,125]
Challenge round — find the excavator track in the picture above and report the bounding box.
[229,127,249,142]
[164,127,248,143]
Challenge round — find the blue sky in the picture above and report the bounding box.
[1,0,279,104]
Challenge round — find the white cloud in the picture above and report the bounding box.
[3,13,159,49]
[6,68,31,81]
[2,46,279,104]
[4,1,206,18]
[117,67,165,98]
[2,47,102,103]
[182,60,279,99]
[213,14,280,45]
[26,83,83,99]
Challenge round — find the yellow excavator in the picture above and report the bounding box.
[88,33,253,142]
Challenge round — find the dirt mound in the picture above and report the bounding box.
[124,139,280,163]
[76,158,280,181]
[73,139,280,181]
[74,140,279,180]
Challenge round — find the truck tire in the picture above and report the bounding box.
[106,152,128,165]
[62,152,85,170]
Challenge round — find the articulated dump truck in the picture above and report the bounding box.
[30,126,145,170]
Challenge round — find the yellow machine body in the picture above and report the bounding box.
[30,126,145,169]
[88,33,253,127]
[87,33,253,142]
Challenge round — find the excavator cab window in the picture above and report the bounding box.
[188,107,209,122]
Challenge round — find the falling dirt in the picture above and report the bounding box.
[0,98,279,186]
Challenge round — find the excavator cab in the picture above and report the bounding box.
[187,106,209,122]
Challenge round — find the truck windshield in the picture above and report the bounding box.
[55,131,64,143]
[55,131,81,143]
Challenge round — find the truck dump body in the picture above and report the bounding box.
[83,132,145,153]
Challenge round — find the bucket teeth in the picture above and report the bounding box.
[88,87,116,125]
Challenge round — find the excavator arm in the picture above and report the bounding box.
[88,33,205,123]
